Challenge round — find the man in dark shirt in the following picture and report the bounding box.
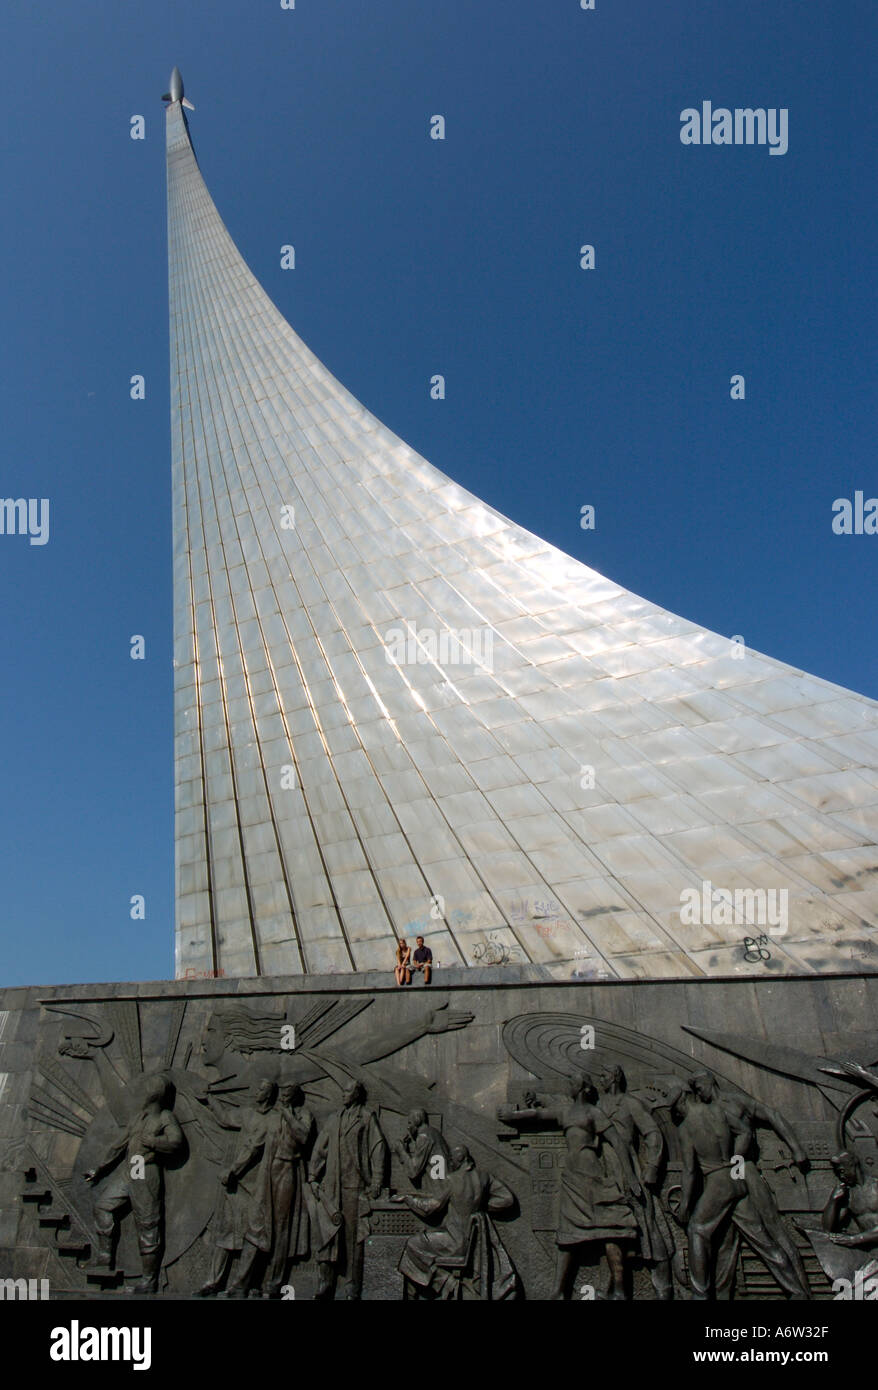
[412,937,432,984]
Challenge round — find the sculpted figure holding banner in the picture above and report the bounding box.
[308,1080,387,1300]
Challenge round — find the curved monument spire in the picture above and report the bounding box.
[166,82,878,981]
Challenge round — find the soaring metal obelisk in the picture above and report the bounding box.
[166,75,878,982]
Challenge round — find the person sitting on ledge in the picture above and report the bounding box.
[395,938,412,987]
[412,936,432,985]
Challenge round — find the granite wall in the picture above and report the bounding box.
[0,967,875,1300]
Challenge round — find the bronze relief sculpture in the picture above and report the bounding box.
[8,990,878,1299]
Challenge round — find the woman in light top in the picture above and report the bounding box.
[395,938,412,987]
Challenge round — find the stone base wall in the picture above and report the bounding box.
[1,968,875,1301]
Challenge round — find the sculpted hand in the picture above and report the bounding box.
[425,1003,475,1034]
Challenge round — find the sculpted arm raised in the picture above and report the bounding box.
[285,1106,314,1147]
[749,1099,807,1167]
[200,1093,243,1131]
[822,1183,850,1234]
[397,1130,430,1182]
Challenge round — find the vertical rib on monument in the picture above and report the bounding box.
[166,73,878,983]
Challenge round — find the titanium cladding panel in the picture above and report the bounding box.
[166,97,878,982]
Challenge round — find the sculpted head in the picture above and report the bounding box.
[254,1078,277,1108]
[669,1088,688,1124]
[831,1151,862,1186]
[690,1071,718,1103]
[139,1072,171,1108]
[597,1065,626,1095]
[343,1080,366,1108]
[407,1108,426,1135]
[568,1073,595,1103]
[279,1082,303,1108]
[201,1019,224,1068]
[450,1144,474,1172]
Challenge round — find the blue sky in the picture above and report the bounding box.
[1,0,875,986]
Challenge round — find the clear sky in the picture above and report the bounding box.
[1,0,875,987]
